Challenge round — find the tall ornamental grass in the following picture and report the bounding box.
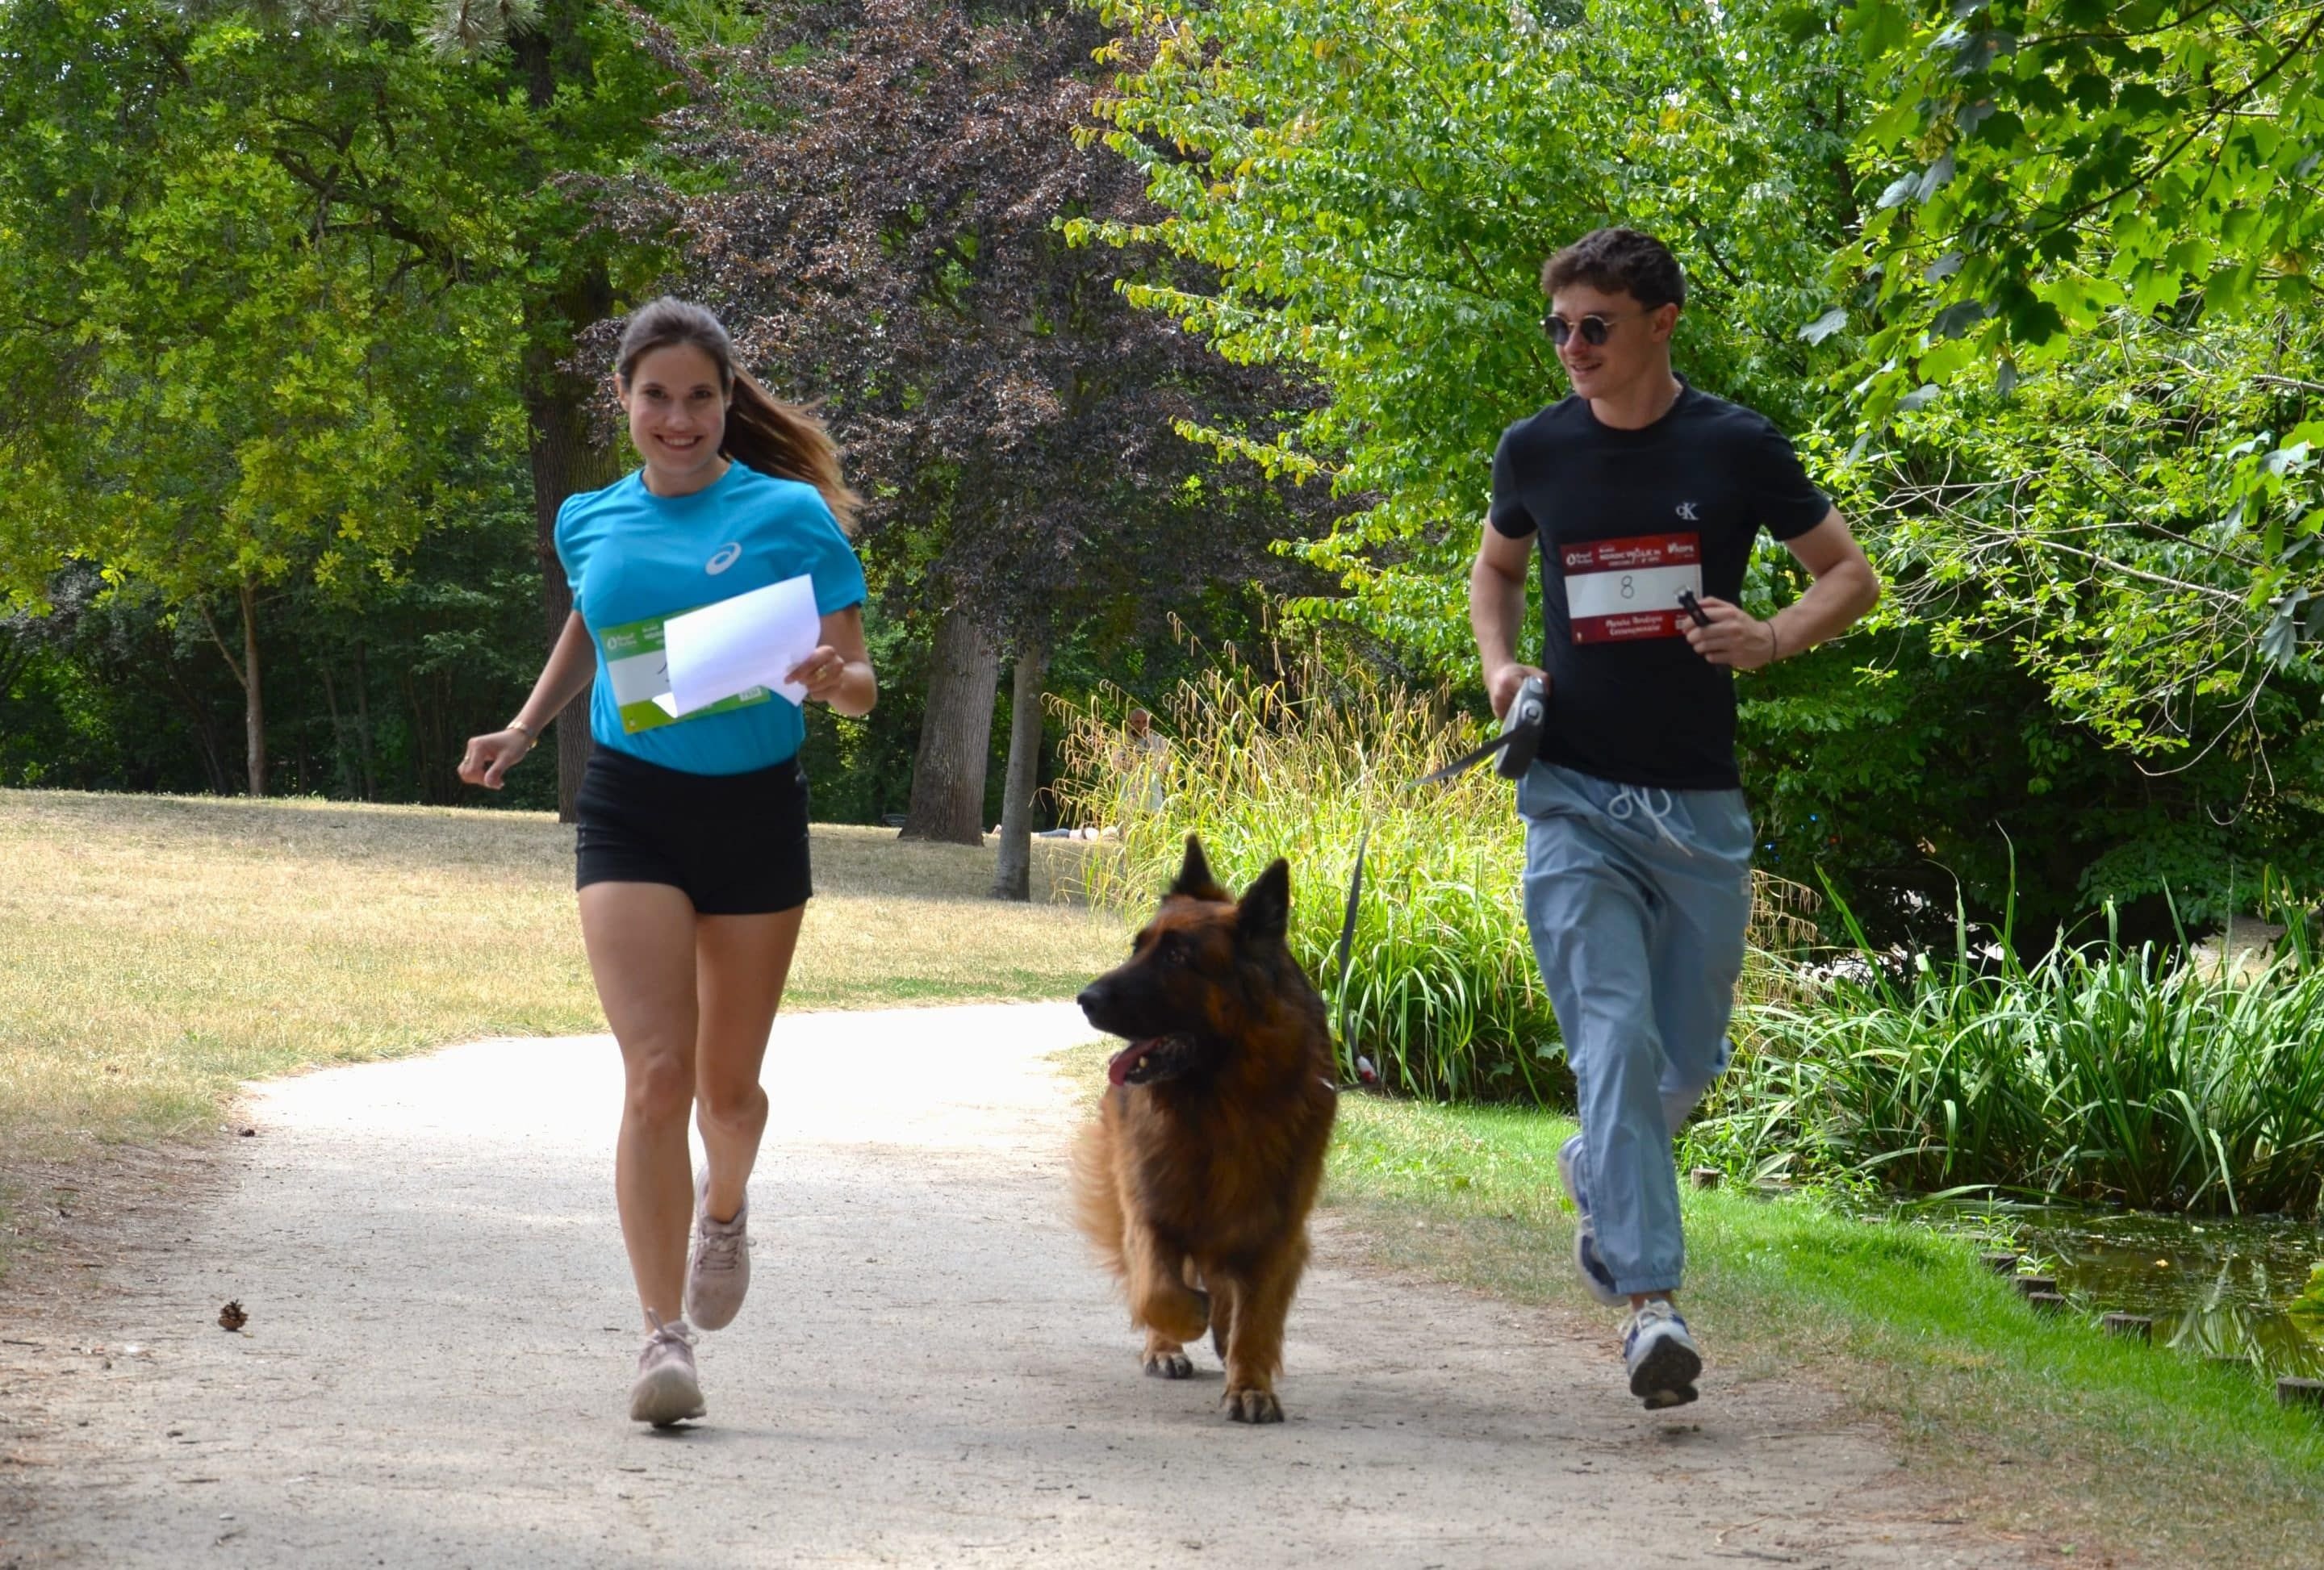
[1695,900,2324,1217]
[1054,645,1553,1100]
[1052,645,1815,1104]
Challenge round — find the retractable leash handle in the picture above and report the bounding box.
[1411,674,1548,787]
[1493,674,1549,779]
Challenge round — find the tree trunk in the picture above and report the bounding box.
[239,579,265,798]
[990,637,1049,900]
[901,603,1000,844]
[524,283,619,824]
[353,639,377,801]
[319,659,347,797]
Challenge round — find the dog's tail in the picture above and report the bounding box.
[1069,1113,1126,1281]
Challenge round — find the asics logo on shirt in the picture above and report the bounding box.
[704,542,742,575]
[1674,502,1701,522]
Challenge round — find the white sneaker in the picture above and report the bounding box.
[1623,1299,1701,1410]
[683,1168,750,1332]
[629,1311,704,1426]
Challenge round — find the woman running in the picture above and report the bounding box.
[458,298,874,1426]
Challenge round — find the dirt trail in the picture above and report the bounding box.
[2,1001,2017,1568]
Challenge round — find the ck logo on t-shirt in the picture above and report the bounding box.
[1674,501,1701,522]
[1561,532,1705,643]
[704,542,742,575]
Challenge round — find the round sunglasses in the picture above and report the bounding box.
[1540,309,1649,348]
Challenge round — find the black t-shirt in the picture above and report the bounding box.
[1488,382,1829,791]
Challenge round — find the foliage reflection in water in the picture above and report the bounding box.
[1901,1199,2324,1380]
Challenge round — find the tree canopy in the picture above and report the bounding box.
[0,0,675,791]
[2,0,2319,939]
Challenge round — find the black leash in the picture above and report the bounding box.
[1329,676,1548,1083]
[1410,731,1527,788]
[1331,822,1371,1063]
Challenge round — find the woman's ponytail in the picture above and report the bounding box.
[614,297,863,536]
[722,372,863,537]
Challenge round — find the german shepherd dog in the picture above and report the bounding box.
[1072,837,1338,1423]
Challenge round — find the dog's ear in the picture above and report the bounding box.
[1170,835,1227,901]
[1236,858,1291,944]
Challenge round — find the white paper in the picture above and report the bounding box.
[661,574,822,717]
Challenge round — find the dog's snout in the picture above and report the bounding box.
[1076,981,1107,1019]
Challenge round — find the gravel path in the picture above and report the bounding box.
[1,1002,2015,1568]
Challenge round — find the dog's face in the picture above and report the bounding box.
[1076,835,1292,1088]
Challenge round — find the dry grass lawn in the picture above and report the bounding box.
[0,789,1125,1165]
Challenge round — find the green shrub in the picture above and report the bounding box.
[1695,896,2324,1217]
[1052,643,1555,1100]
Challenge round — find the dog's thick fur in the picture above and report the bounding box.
[1072,837,1338,1423]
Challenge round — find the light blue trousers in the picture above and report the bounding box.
[1519,762,1753,1297]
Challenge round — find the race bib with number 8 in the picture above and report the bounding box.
[1560,532,1704,644]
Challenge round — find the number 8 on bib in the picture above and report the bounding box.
[1560,532,1704,644]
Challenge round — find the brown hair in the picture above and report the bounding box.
[615,297,863,535]
[1540,228,1686,312]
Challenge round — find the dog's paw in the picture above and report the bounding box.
[1223,1385,1283,1424]
[1142,1348,1194,1380]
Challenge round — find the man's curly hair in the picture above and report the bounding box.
[1540,228,1686,311]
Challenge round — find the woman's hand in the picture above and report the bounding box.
[458,728,536,790]
[787,645,862,708]
[792,606,876,716]
[1681,595,1780,671]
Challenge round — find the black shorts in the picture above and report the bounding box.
[575,748,813,915]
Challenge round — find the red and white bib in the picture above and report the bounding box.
[1559,532,1703,644]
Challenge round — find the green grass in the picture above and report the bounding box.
[1329,1092,2324,1568]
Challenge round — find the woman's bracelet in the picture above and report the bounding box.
[1765,620,1783,662]
[507,719,539,751]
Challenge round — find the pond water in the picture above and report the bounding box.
[1903,1199,2324,1379]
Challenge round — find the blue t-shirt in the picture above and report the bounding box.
[554,462,867,776]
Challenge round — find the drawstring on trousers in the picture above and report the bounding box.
[1607,784,1695,855]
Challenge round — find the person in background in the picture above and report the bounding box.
[1116,708,1170,821]
[1033,706,1168,839]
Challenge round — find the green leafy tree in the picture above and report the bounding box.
[1085,0,2324,940]
[0,0,674,797]
[1084,0,1858,664]
[1831,0,2324,744]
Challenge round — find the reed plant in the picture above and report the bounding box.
[1696,895,2324,1217]
[1054,643,1554,1100]
[1052,641,1817,1104]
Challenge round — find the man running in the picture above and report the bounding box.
[1469,228,1879,1408]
